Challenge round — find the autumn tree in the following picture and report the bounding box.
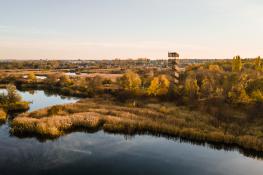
[227,74,250,103]
[6,84,21,103]
[232,55,242,72]
[228,85,250,103]
[28,72,36,82]
[246,78,263,94]
[184,77,200,99]
[118,70,142,93]
[86,76,103,94]
[45,74,59,84]
[147,75,170,96]
[200,77,214,98]
[208,64,222,72]
[251,90,263,102]
[59,74,72,86]
[254,56,262,72]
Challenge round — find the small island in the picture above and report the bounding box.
[0,84,29,123]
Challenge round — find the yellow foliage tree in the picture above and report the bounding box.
[28,72,36,81]
[251,90,263,102]
[208,64,222,72]
[147,75,170,96]
[6,84,22,103]
[59,74,72,86]
[228,85,250,103]
[200,77,214,98]
[118,70,142,93]
[184,77,199,99]
[255,56,262,72]
[232,55,242,72]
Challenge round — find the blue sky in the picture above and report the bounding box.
[0,0,263,59]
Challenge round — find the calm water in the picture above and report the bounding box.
[0,90,262,175]
[65,72,87,76]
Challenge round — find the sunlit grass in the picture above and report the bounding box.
[11,98,263,151]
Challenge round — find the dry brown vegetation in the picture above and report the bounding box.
[83,73,122,82]
[11,97,263,152]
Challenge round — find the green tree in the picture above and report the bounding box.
[118,70,142,93]
[232,55,242,72]
[147,75,170,96]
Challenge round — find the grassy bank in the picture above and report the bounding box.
[5,102,30,112]
[11,97,263,152]
[0,84,30,112]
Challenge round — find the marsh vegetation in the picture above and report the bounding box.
[0,63,262,174]
[1,57,263,152]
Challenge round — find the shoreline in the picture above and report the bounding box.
[10,97,263,153]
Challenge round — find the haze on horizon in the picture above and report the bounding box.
[0,0,263,60]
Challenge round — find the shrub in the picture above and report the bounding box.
[251,90,263,102]
[48,105,66,116]
[6,84,22,103]
[8,102,30,112]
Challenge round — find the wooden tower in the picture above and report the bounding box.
[168,52,180,84]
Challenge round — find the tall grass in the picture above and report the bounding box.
[11,97,263,152]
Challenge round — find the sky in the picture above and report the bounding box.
[0,0,263,60]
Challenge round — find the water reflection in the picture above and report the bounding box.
[17,89,78,112]
[0,89,262,175]
[0,130,263,175]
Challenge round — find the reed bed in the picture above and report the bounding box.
[11,98,263,152]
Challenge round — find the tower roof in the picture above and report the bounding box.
[168,52,179,58]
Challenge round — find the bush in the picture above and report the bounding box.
[48,105,66,116]
[251,90,263,102]
[6,84,22,103]
[8,102,30,112]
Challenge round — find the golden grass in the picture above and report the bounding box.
[11,98,263,151]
